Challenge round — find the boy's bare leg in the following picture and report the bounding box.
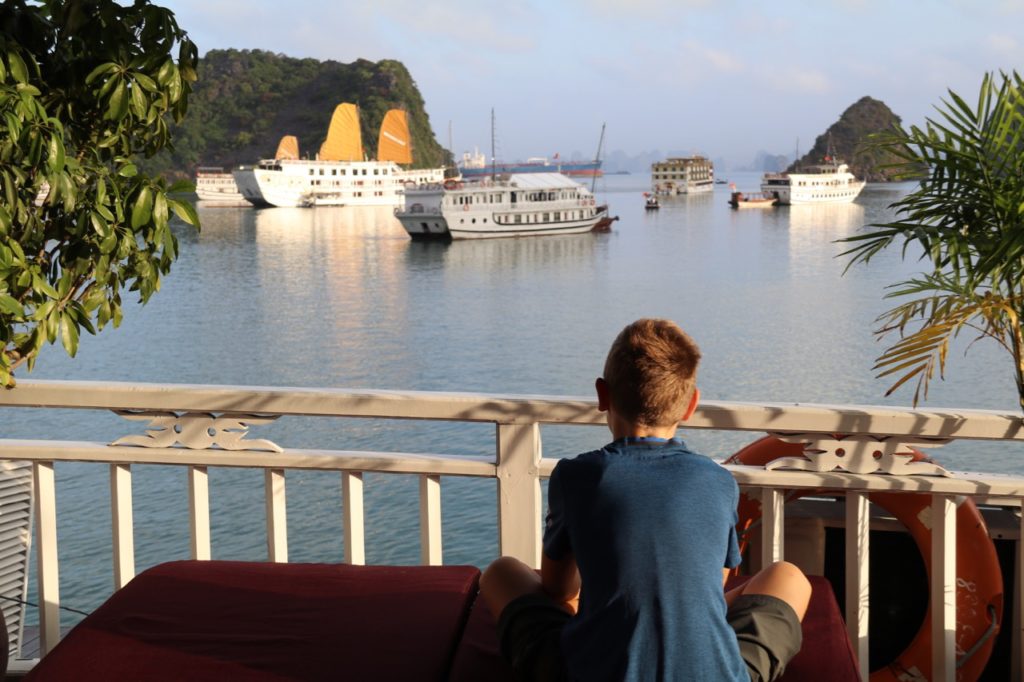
[725,560,811,621]
[480,556,545,617]
[481,556,579,617]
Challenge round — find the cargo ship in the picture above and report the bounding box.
[457,148,602,179]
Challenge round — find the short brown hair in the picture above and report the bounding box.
[602,319,702,427]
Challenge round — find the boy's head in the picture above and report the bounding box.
[600,319,702,429]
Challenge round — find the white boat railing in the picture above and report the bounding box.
[1,379,1023,681]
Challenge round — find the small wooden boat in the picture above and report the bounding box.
[728,190,777,209]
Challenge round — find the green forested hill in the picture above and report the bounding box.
[146,49,448,177]
[789,96,905,181]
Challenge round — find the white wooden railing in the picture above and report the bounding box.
[2,379,1024,681]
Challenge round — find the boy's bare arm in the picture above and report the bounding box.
[541,551,581,613]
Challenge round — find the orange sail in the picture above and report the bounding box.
[319,103,364,161]
[377,109,412,164]
[275,135,299,160]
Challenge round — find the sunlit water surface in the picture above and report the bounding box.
[5,172,1021,621]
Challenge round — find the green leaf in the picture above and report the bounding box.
[7,51,28,84]
[118,163,138,178]
[0,295,24,317]
[33,274,59,300]
[90,211,111,237]
[133,72,158,92]
[46,133,65,173]
[107,81,128,120]
[131,186,154,228]
[153,191,168,230]
[85,62,116,84]
[59,314,79,357]
[168,197,199,227]
[129,82,147,118]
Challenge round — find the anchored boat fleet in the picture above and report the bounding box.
[197,102,865,237]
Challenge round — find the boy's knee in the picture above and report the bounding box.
[481,556,533,594]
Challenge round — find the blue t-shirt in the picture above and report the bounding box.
[544,438,747,681]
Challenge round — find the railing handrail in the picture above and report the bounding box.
[3,379,1023,440]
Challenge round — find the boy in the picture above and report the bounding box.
[480,318,810,681]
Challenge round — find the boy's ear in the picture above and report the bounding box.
[681,387,701,421]
[595,377,610,412]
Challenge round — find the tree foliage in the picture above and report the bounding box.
[841,71,1024,408]
[0,0,199,386]
[142,49,450,177]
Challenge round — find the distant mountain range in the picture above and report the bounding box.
[142,50,904,184]
[603,97,904,180]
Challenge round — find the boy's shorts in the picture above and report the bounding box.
[498,592,801,682]
[727,593,803,682]
[496,592,569,682]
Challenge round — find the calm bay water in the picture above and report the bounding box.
[6,172,1023,621]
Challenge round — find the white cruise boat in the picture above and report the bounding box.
[396,172,610,240]
[233,105,445,208]
[761,161,865,205]
[651,156,714,195]
[195,167,249,207]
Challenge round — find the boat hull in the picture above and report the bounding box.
[459,161,602,178]
[233,161,445,208]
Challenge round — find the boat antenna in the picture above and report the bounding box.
[591,122,606,193]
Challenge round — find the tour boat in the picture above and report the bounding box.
[644,193,660,210]
[651,156,715,195]
[760,160,865,205]
[194,167,249,207]
[396,172,610,239]
[233,105,445,208]
[728,189,777,208]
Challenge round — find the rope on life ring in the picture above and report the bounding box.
[726,436,1003,681]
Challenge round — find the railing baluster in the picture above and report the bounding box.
[343,471,365,565]
[845,492,870,680]
[760,488,784,567]
[189,465,211,560]
[496,423,542,568]
[419,474,442,566]
[265,468,288,562]
[33,461,60,656]
[110,463,135,589]
[931,494,956,682]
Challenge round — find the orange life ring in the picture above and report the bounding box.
[443,179,458,190]
[462,204,469,212]
[726,436,1002,681]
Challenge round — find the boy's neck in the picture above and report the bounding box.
[609,417,680,442]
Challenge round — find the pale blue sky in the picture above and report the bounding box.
[161,0,1024,167]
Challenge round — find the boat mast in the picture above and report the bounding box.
[591,122,606,194]
[447,120,455,177]
[490,108,496,182]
